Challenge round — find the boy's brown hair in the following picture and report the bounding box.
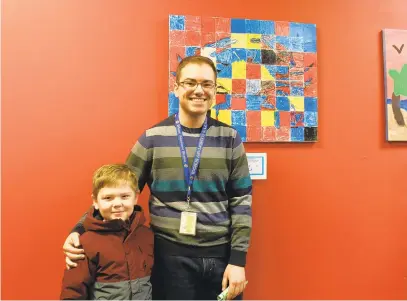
[92,164,139,198]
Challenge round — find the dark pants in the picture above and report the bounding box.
[151,254,243,300]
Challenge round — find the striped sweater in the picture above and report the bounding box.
[125,115,252,266]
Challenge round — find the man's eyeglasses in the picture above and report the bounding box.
[178,80,216,91]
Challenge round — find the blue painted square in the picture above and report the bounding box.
[246,49,261,63]
[217,48,233,64]
[276,96,290,111]
[304,97,318,112]
[231,18,246,33]
[246,95,263,111]
[245,19,261,34]
[186,46,200,57]
[217,63,232,78]
[304,41,317,53]
[276,36,290,51]
[304,112,318,126]
[232,48,247,62]
[233,125,247,141]
[289,37,304,52]
[289,22,303,37]
[169,92,179,115]
[246,79,261,94]
[291,127,304,141]
[291,113,304,126]
[290,86,304,96]
[264,65,277,77]
[216,94,232,110]
[232,110,246,126]
[303,23,317,53]
[259,20,274,34]
[303,23,316,41]
[169,15,185,31]
[274,111,280,128]
[276,66,289,79]
[217,37,232,48]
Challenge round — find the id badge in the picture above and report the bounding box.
[179,211,197,236]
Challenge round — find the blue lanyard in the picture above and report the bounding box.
[175,114,208,208]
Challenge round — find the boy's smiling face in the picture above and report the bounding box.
[93,184,138,221]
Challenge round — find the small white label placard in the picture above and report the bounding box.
[246,153,267,180]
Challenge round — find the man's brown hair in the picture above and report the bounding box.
[175,55,218,82]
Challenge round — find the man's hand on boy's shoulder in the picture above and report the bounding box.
[63,232,85,270]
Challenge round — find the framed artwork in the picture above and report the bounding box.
[382,29,407,141]
[169,15,318,142]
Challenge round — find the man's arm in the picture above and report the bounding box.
[125,131,153,192]
[226,131,253,267]
[60,252,97,299]
[70,211,87,235]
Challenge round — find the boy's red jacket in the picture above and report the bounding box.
[60,205,154,300]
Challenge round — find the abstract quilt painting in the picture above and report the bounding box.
[382,29,407,141]
[169,15,318,142]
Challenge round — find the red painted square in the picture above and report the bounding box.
[232,79,246,94]
[304,67,318,84]
[289,68,304,81]
[276,83,290,96]
[231,97,246,110]
[216,94,226,105]
[247,125,262,141]
[246,64,261,79]
[262,126,276,141]
[202,32,215,46]
[169,30,186,46]
[304,53,317,68]
[262,95,276,109]
[260,81,276,97]
[246,111,261,127]
[201,16,215,32]
[275,21,290,36]
[275,126,290,141]
[292,52,304,68]
[185,31,201,46]
[304,82,318,97]
[185,15,201,31]
[169,46,185,71]
[279,111,291,126]
[215,17,231,32]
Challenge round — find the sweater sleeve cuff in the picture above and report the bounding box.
[229,249,247,267]
[71,224,85,236]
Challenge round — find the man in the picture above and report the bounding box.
[63,55,252,300]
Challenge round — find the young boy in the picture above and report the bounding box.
[60,164,153,300]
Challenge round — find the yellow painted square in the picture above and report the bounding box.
[217,110,232,125]
[231,33,247,48]
[289,96,304,111]
[217,78,232,94]
[247,34,262,49]
[261,65,275,80]
[261,110,275,126]
[232,61,246,79]
[210,109,217,118]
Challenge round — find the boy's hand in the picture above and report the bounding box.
[63,232,85,269]
[222,264,247,300]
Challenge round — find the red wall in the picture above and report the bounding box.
[2,0,407,299]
